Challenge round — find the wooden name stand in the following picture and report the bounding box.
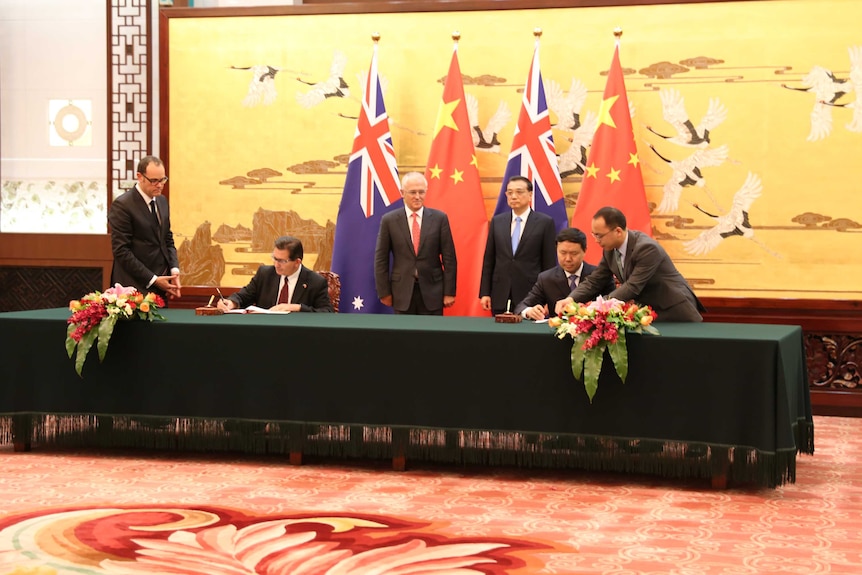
[195,295,224,316]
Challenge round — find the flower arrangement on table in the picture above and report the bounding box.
[549,296,659,403]
[65,284,166,377]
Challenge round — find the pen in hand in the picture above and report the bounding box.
[216,287,232,311]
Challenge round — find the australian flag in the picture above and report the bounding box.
[494,41,568,231]
[331,44,402,313]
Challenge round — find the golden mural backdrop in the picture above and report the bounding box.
[166,0,862,300]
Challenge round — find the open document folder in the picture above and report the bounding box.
[225,305,290,314]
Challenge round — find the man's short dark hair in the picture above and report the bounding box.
[274,235,303,260]
[137,155,163,175]
[593,206,627,230]
[556,227,587,251]
[507,175,533,192]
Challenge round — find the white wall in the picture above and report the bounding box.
[0,0,107,181]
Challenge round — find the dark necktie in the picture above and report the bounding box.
[277,277,290,304]
[568,274,577,290]
[149,199,160,228]
[614,249,625,281]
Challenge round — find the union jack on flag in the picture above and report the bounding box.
[331,43,402,314]
[494,40,568,231]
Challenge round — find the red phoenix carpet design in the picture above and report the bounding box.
[1,415,862,574]
[0,507,549,574]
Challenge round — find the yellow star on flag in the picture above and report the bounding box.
[628,152,640,168]
[470,154,479,168]
[585,164,600,178]
[597,95,619,129]
[433,98,460,138]
[429,164,443,179]
[450,168,464,184]
[606,167,621,183]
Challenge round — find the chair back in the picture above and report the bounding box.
[316,270,341,312]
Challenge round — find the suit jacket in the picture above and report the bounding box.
[374,207,457,312]
[480,210,557,312]
[227,264,333,312]
[514,262,611,316]
[570,229,706,322]
[108,186,178,297]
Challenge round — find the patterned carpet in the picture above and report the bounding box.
[0,415,860,574]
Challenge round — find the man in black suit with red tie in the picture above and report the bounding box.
[480,176,557,315]
[374,172,457,315]
[108,156,181,300]
[514,227,614,320]
[217,235,333,313]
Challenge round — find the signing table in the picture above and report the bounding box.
[0,308,813,488]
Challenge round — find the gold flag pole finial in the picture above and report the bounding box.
[372,32,380,43]
[533,27,543,39]
[452,31,461,42]
[613,27,623,39]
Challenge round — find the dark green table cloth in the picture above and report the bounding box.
[0,308,813,487]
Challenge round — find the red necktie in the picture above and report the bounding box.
[411,213,420,255]
[277,278,290,304]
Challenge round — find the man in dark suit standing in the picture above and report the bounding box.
[555,206,705,322]
[374,172,457,315]
[217,235,333,313]
[480,176,557,315]
[108,156,181,300]
[514,227,614,320]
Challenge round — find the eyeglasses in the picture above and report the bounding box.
[505,189,530,197]
[141,175,169,185]
[271,255,293,265]
[591,230,614,240]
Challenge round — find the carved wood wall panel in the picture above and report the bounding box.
[808,334,862,391]
[0,267,103,313]
[110,0,151,191]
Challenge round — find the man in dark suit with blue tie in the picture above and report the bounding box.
[108,156,181,300]
[480,176,557,315]
[374,172,457,315]
[514,227,614,320]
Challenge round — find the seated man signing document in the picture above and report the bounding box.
[217,235,333,313]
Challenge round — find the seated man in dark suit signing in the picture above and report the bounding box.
[555,206,705,322]
[217,235,333,313]
[514,227,614,320]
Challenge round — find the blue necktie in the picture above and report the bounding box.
[569,274,577,290]
[511,216,522,254]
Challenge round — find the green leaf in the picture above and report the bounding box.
[96,314,119,362]
[74,328,98,377]
[65,323,77,358]
[608,329,629,383]
[583,343,606,404]
[570,336,586,380]
[643,325,661,336]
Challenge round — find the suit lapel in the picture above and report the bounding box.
[622,231,638,278]
[292,267,307,303]
[416,209,430,254]
[554,266,569,290]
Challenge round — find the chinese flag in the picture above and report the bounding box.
[571,43,652,265]
[424,45,488,316]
